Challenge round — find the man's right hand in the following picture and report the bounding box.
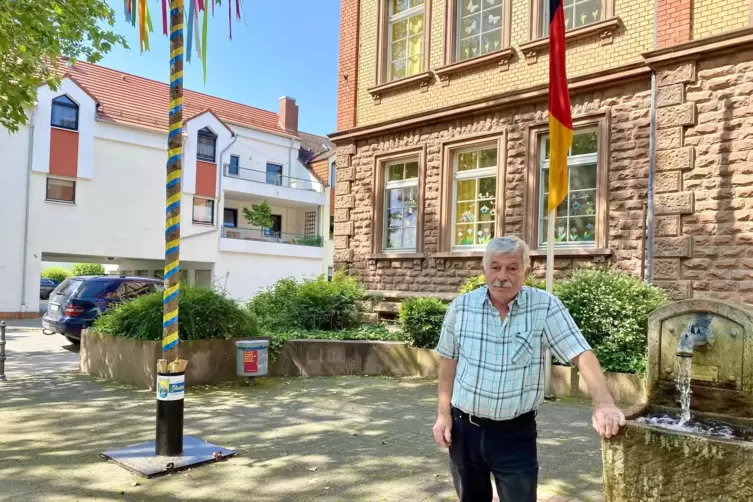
[432,413,453,448]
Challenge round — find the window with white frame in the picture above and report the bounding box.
[452,145,498,248]
[457,0,504,61]
[538,129,598,247]
[388,0,425,81]
[192,197,215,225]
[541,0,603,37]
[383,159,419,251]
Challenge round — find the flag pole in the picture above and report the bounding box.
[544,209,555,397]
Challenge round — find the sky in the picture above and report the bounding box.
[97,0,340,136]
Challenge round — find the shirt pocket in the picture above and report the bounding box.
[508,331,534,367]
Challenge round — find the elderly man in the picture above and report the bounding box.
[432,236,625,502]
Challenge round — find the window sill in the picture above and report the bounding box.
[518,17,622,64]
[432,251,484,259]
[529,248,612,258]
[51,125,80,133]
[45,199,76,205]
[197,157,217,164]
[367,72,433,104]
[434,48,516,85]
[368,252,426,260]
[192,222,215,227]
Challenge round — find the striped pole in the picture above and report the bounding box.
[163,0,184,357]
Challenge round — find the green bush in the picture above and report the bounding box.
[71,263,105,276]
[42,266,71,283]
[94,285,258,341]
[554,268,668,374]
[249,272,365,331]
[459,274,546,294]
[398,297,448,349]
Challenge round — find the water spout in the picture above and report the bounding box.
[676,330,695,358]
[675,316,713,358]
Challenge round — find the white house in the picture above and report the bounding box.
[0,61,334,318]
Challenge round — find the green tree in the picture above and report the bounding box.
[243,200,274,230]
[42,266,71,283]
[0,0,126,132]
[71,263,105,276]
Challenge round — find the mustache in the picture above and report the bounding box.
[492,280,513,288]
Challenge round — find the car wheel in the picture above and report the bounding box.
[41,291,49,300]
[65,336,81,345]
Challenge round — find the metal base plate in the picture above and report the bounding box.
[101,436,236,478]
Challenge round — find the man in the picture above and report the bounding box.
[432,236,625,502]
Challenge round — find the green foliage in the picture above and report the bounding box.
[298,235,323,247]
[459,274,546,294]
[0,0,127,132]
[242,200,273,229]
[554,268,668,374]
[265,324,406,363]
[71,263,105,276]
[398,297,448,349]
[249,272,366,331]
[93,286,257,341]
[41,266,71,283]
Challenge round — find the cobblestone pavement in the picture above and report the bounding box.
[0,328,604,501]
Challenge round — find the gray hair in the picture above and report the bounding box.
[482,236,531,270]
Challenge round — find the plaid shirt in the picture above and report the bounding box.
[435,285,591,421]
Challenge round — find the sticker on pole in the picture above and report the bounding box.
[157,374,185,401]
[243,349,259,373]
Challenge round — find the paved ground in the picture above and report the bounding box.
[0,327,604,501]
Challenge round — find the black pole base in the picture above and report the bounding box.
[155,371,185,456]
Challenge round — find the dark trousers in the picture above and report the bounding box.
[448,407,538,502]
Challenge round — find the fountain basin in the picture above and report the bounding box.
[603,405,753,501]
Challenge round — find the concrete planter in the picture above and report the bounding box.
[80,330,267,390]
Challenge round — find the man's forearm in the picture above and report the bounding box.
[573,351,614,406]
[438,357,458,416]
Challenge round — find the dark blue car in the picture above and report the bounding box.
[43,276,162,343]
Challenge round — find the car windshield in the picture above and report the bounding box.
[53,279,83,297]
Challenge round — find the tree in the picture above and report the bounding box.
[243,200,274,230]
[0,0,126,132]
[41,266,71,283]
[71,263,105,276]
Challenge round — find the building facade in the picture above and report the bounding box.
[331,0,753,303]
[0,61,333,318]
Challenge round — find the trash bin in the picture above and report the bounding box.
[236,340,269,383]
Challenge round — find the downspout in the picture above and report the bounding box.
[20,108,35,313]
[646,0,658,283]
[183,133,237,240]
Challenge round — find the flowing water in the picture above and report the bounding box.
[676,356,693,424]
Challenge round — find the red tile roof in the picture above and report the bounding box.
[60,60,290,136]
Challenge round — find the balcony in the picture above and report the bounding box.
[220,226,324,260]
[223,164,327,207]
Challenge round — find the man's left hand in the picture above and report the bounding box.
[592,403,626,439]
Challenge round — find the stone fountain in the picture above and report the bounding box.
[602,299,753,501]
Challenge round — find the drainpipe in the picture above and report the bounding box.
[20,108,35,313]
[646,0,658,283]
[183,133,237,240]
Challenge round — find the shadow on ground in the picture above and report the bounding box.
[0,370,604,501]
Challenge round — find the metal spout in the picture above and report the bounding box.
[676,330,695,357]
[676,318,711,357]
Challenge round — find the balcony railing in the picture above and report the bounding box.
[222,226,324,247]
[224,164,324,192]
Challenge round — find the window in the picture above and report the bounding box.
[329,161,336,188]
[383,160,419,251]
[46,177,75,203]
[456,0,504,61]
[223,208,238,228]
[266,163,283,185]
[265,215,282,238]
[192,197,215,225]
[228,155,240,176]
[304,211,317,236]
[451,146,498,249]
[538,129,598,247]
[197,127,217,162]
[540,0,603,37]
[387,0,425,81]
[329,216,335,239]
[51,96,79,130]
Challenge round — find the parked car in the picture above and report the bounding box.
[43,276,162,344]
[40,278,59,299]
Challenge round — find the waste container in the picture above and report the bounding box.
[236,340,269,383]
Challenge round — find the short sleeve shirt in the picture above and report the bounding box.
[435,285,591,420]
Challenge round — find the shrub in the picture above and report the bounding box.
[459,274,546,294]
[554,268,668,374]
[249,272,366,331]
[42,266,71,283]
[399,297,448,349]
[94,285,258,341]
[71,263,105,276]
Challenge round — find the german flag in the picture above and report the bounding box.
[547,0,573,214]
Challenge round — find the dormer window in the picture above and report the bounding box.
[51,95,79,131]
[197,127,217,162]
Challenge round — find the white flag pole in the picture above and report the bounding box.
[544,208,555,398]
